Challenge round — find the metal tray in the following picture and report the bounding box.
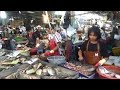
[59,64,96,79]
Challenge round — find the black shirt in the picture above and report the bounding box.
[80,40,109,58]
[32,30,41,43]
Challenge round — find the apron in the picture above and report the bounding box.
[65,40,73,62]
[28,32,38,55]
[27,32,35,48]
[44,38,60,56]
[84,41,101,65]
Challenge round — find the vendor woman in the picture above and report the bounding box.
[78,26,109,65]
[40,28,62,57]
[25,27,42,55]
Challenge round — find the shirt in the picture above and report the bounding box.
[48,32,62,43]
[80,40,109,58]
[60,29,67,39]
[71,33,85,44]
[32,30,41,41]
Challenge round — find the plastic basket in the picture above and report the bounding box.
[112,47,120,56]
[96,65,120,79]
[47,56,66,65]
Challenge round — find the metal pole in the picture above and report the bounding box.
[45,11,52,29]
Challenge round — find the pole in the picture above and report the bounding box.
[45,11,52,29]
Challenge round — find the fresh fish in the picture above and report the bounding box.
[47,67,56,76]
[115,74,120,79]
[36,69,42,76]
[36,63,42,70]
[42,68,49,76]
[98,66,110,74]
[33,63,42,70]
[26,69,36,74]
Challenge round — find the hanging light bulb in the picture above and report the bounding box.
[19,11,21,14]
[0,11,7,19]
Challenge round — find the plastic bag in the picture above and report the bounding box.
[71,17,80,29]
[0,43,2,49]
[66,25,76,37]
[114,34,120,40]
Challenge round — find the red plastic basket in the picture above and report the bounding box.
[96,65,120,79]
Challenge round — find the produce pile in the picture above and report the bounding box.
[15,36,27,42]
[18,61,79,79]
[63,62,95,76]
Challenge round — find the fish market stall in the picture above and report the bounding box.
[45,56,97,79]
[18,60,79,79]
[0,46,119,79]
[0,49,80,79]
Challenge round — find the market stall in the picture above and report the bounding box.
[0,48,98,79]
[0,11,120,79]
